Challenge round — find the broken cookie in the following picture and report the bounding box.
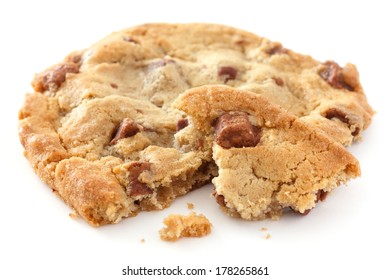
[173,85,360,220]
[18,23,371,226]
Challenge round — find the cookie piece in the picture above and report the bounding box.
[19,23,371,226]
[159,212,212,241]
[173,85,360,219]
[19,90,216,226]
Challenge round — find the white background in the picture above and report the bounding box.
[1,1,389,279]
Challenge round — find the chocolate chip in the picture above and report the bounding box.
[176,118,189,131]
[218,66,237,83]
[214,193,226,207]
[316,190,328,202]
[110,118,142,145]
[325,108,349,124]
[127,162,153,197]
[324,108,360,136]
[33,62,80,92]
[319,61,353,91]
[272,76,284,86]
[266,44,287,55]
[351,127,360,137]
[214,112,260,149]
[44,62,79,88]
[110,83,118,89]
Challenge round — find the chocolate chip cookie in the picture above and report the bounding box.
[18,23,371,226]
[174,85,360,219]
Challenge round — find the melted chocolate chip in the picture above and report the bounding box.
[266,44,287,55]
[319,61,353,91]
[214,193,226,207]
[325,108,349,124]
[316,190,328,202]
[110,118,142,145]
[34,62,80,92]
[214,112,260,149]
[127,162,153,197]
[272,76,284,86]
[110,83,118,89]
[324,108,360,136]
[176,118,189,131]
[218,66,237,83]
[351,127,360,137]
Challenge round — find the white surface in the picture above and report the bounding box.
[1,1,389,279]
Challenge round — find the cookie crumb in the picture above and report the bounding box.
[265,233,271,239]
[69,212,79,219]
[261,227,268,231]
[140,238,145,243]
[187,203,195,210]
[159,212,212,242]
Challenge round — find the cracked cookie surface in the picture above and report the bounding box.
[174,85,360,219]
[18,23,370,225]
